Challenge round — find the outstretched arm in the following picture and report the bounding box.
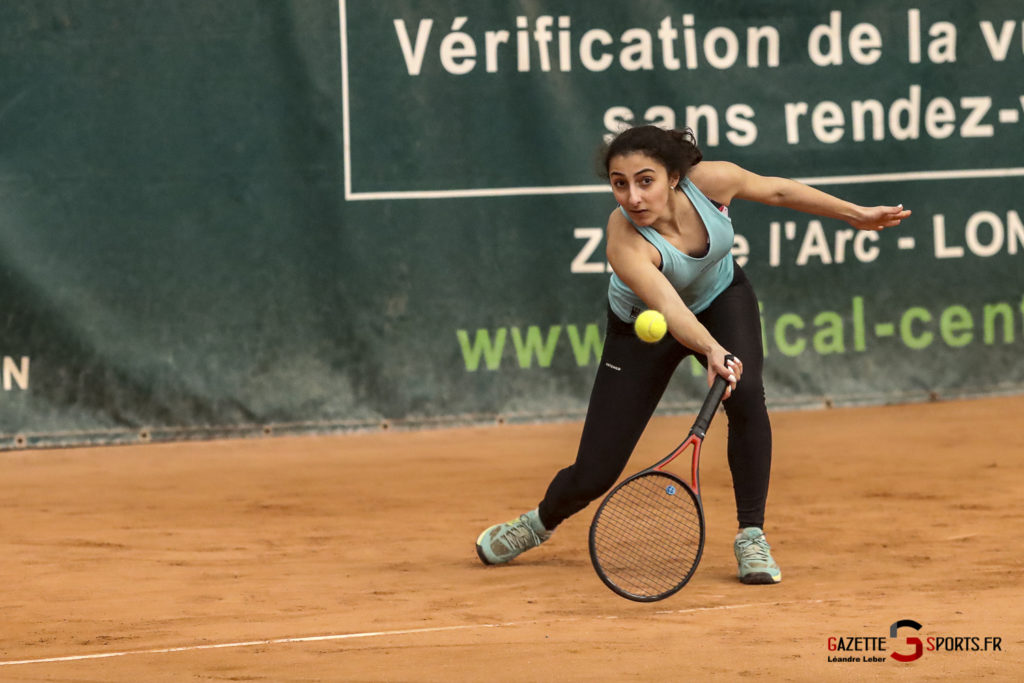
[688,161,912,231]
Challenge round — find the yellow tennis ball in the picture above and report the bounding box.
[634,310,667,343]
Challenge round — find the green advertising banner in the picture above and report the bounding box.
[1,0,1022,448]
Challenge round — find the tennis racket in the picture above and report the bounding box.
[588,366,731,601]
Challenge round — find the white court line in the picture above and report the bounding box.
[0,599,825,668]
[0,624,495,668]
[654,598,824,616]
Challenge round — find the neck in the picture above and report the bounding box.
[653,189,685,232]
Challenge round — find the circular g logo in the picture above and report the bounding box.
[890,619,924,662]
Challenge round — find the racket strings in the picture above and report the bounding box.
[591,473,702,599]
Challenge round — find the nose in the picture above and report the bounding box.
[628,185,643,206]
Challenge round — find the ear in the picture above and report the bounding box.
[669,171,681,190]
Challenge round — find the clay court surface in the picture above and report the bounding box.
[1,395,1022,681]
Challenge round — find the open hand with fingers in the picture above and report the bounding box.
[848,204,912,231]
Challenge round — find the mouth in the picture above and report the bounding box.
[629,208,652,223]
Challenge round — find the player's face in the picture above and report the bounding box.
[608,153,679,227]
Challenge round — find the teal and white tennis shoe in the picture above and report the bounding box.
[476,509,551,565]
[734,527,782,584]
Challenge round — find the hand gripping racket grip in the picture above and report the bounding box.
[692,354,735,438]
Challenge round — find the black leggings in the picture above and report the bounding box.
[538,264,772,531]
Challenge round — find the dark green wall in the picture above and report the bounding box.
[2,1,1022,448]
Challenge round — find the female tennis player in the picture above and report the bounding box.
[476,125,910,584]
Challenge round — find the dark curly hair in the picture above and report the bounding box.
[600,125,703,181]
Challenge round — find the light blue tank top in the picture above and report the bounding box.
[608,178,734,321]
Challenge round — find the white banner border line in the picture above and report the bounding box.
[343,167,1024,201]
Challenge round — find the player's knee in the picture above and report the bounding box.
[723,384,768,426]
[573,469,621,503]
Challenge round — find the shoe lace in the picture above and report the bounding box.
[499,515,543,551]
[737,535,772,563]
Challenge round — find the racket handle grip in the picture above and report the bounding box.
[693,355,735,437]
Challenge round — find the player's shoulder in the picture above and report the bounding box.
[687,160,747,201]
[606,204,626,223]
[687,160,743,185]
[605,205,633,234]
[605,206,645,254]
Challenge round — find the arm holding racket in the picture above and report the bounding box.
[606,211,742,398]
